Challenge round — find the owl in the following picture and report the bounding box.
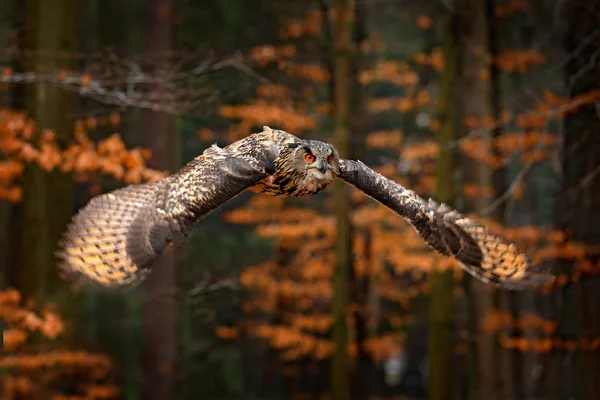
[56,126,554,289]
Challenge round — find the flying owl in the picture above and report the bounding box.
[56,127,554,290]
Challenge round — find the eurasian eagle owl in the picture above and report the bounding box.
[56,127,554,290]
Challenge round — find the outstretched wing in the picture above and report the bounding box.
[338,159,554,289]
[57,137,278,288]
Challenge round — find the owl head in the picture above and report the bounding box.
[260,138,340,197]
[289,139,340,181]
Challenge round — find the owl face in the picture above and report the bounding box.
[292,140,340,180]
[253,137,341,197]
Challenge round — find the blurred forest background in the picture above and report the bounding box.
[1,0,600,399]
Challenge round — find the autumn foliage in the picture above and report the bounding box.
[0,108,167,203]
[0,289,119,399]
[206,5,600,374]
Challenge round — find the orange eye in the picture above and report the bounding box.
[327,155,333,163]
[304,153,315,163]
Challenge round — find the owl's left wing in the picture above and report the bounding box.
[338,159,554,289]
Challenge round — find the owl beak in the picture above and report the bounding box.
[318,162,327,174]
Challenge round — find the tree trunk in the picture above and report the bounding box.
[427,10,459,400]
[0,0,16,290]
[19,0,79,303]
[330,0,353,398]
[348,1,370,397]
[456,1,503,398]
[556,2,600,399]
[140,1,179,399]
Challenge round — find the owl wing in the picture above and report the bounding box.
[338,159,554,289]
[57,138,278,288]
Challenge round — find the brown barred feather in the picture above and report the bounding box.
[56,180,174,287]
[338,159,554,289]
[57,128,283,288]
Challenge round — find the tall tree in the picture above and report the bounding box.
[457,0,502,398]
[0,0,16,290]
[557,1,600,399]
[19,0,80,302]
[427,7,458,400]
[330,0,353,398]
[140,1,179,399]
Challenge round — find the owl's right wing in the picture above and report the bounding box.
[338,159,554,289]
[56,138,278,288]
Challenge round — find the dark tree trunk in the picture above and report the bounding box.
[19,0,79,306]
[330,0,353,398]
[427,9,458,400]
[140,1,179,399]
[555,2,600,399]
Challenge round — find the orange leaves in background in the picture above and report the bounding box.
[414,45,545,76]
[456,90,600,167]
[0,351,113,371]
[256,217,335,240]
[358,33,387,54]
[0,288,119,399]
[0,289,64,347]
[414,49,444,70]
[481,309,558,334]
[540,89,600,116]
[253,323,333,360]
[0,108,167,202]
[284,313,332,334]
[494,0,529,17]
[0,159,23,202]
[499,335,600,352]
[256,84,290,99]
[367,91,430,114]
[415,15,432,29]
[217,5,592,369]
[359,61,419,86]
[363,333,405,362]
[225,173,451,362]
[494,50,546,73]
[485,309,600,352]
[240,264,333,305]
[277,61,330,83]
[463,183,494,200]
[401,141,439,166]
[215,325,239,340]
[80,73,93,87]
[278,10,323,39]
[219,100,316,140]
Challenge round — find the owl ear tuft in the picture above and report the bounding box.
[263,125,272,132]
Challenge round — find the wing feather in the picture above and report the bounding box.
[338,159,554,289]
[57,135,278,288]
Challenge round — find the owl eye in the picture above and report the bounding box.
[304,153,316,163]
[327,155,334,163]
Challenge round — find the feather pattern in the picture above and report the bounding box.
[57,130,281,287]
[338,159,554,289]
[56,179,174,287]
